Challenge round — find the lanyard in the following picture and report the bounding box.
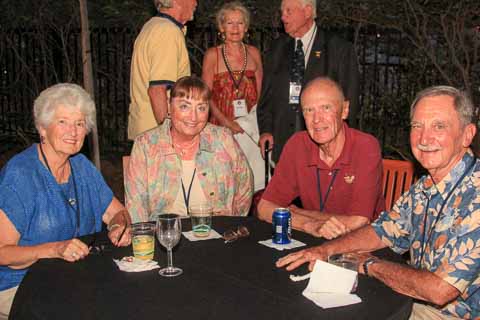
[301,25,317,66]
[181,168,197,215]
[39,144,81,237]
[316,168,339,212]
[418,157,477,266]
[221,44,247,96]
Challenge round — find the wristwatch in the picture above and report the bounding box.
[363,257,379,277]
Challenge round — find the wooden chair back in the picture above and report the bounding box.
[382,159,415,211]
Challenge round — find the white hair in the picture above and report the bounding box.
[303,0,317,19]
[154,0,173,11]
[216,1,251,30]
[283,0,317,19]
[410,85,475,128]
[33,83,96,133]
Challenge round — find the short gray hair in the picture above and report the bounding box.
[34,83,96,133]
[410,85,475,128]
[154,0,173,11]
[216,1,251,30]
[283,0,317,19]
[302,0,317,19]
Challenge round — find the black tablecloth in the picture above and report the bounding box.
[10,217,412,320]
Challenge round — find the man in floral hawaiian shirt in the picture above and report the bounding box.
[277,85,480,319]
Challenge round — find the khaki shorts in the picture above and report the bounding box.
[0,286,18,320]
[409,303,461,320]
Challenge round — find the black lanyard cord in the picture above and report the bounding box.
[316,168,339,212]
[302,25,317,67]
[418,157,477,266]
[181,168,197,215]
[39,143,81,237]
[221,44,247,95]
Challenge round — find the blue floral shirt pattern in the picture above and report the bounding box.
[372,150,480,319]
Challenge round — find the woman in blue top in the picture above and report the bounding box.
[0,83,131,319]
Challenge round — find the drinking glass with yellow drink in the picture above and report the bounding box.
[131,222,155,260]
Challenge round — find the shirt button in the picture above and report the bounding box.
[210,192,215,196]
[202,172,207,176]
[328,171,332,176]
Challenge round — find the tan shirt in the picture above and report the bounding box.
[128,15,191,139]
[170,160,207,216]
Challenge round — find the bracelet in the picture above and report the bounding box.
[107,223,121,232]
[363,257,379,277]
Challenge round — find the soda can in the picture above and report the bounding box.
[272,208,291,244]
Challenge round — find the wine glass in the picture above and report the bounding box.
[156,214,183,277]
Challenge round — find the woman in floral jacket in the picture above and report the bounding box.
[125,76,253,223]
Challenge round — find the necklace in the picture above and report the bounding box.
[172,135,199,157]
[222,42,247,96]
[39,143,81,237]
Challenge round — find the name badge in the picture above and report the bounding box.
[233,99,248,118]
[289,82,302,104]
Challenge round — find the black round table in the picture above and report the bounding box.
[10,217,412,320]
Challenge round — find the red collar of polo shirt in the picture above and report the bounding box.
[307,122,353,170]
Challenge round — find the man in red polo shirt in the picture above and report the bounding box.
[257,77,385,239]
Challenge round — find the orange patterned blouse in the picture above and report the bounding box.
[210,47,258,125]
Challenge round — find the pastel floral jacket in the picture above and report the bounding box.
[125,120,253,222]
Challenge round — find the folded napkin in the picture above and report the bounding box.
[182,229,223,241]
[302,260,361,308]
[113,256,160,272]
[303,290,361,309]
[258,239,306,251]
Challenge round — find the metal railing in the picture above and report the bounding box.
[0,26,420,157]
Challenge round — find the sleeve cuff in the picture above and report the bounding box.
[149,80,175,88]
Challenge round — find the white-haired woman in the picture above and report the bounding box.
[0,83,131,319]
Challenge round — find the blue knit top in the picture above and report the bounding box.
[0,144,113,290]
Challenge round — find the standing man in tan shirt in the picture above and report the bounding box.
[128,0,197,139]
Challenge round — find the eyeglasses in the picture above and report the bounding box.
[87,225,126,256]
[223,226,250,243]
[89,241,113,255]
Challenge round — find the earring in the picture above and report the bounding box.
[40,136,45,144]
[244,32,250,43]
[217,32,226,42]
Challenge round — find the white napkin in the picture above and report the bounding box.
[303,290,361,308]
[182,229,223,241]
[258,239,306,251]
[301,259,361,308]
[113,256,160,272]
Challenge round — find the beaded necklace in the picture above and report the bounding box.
[221,42,248,97]
[172,133,199,157]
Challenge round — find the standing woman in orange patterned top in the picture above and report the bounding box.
[202,1,263,134]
